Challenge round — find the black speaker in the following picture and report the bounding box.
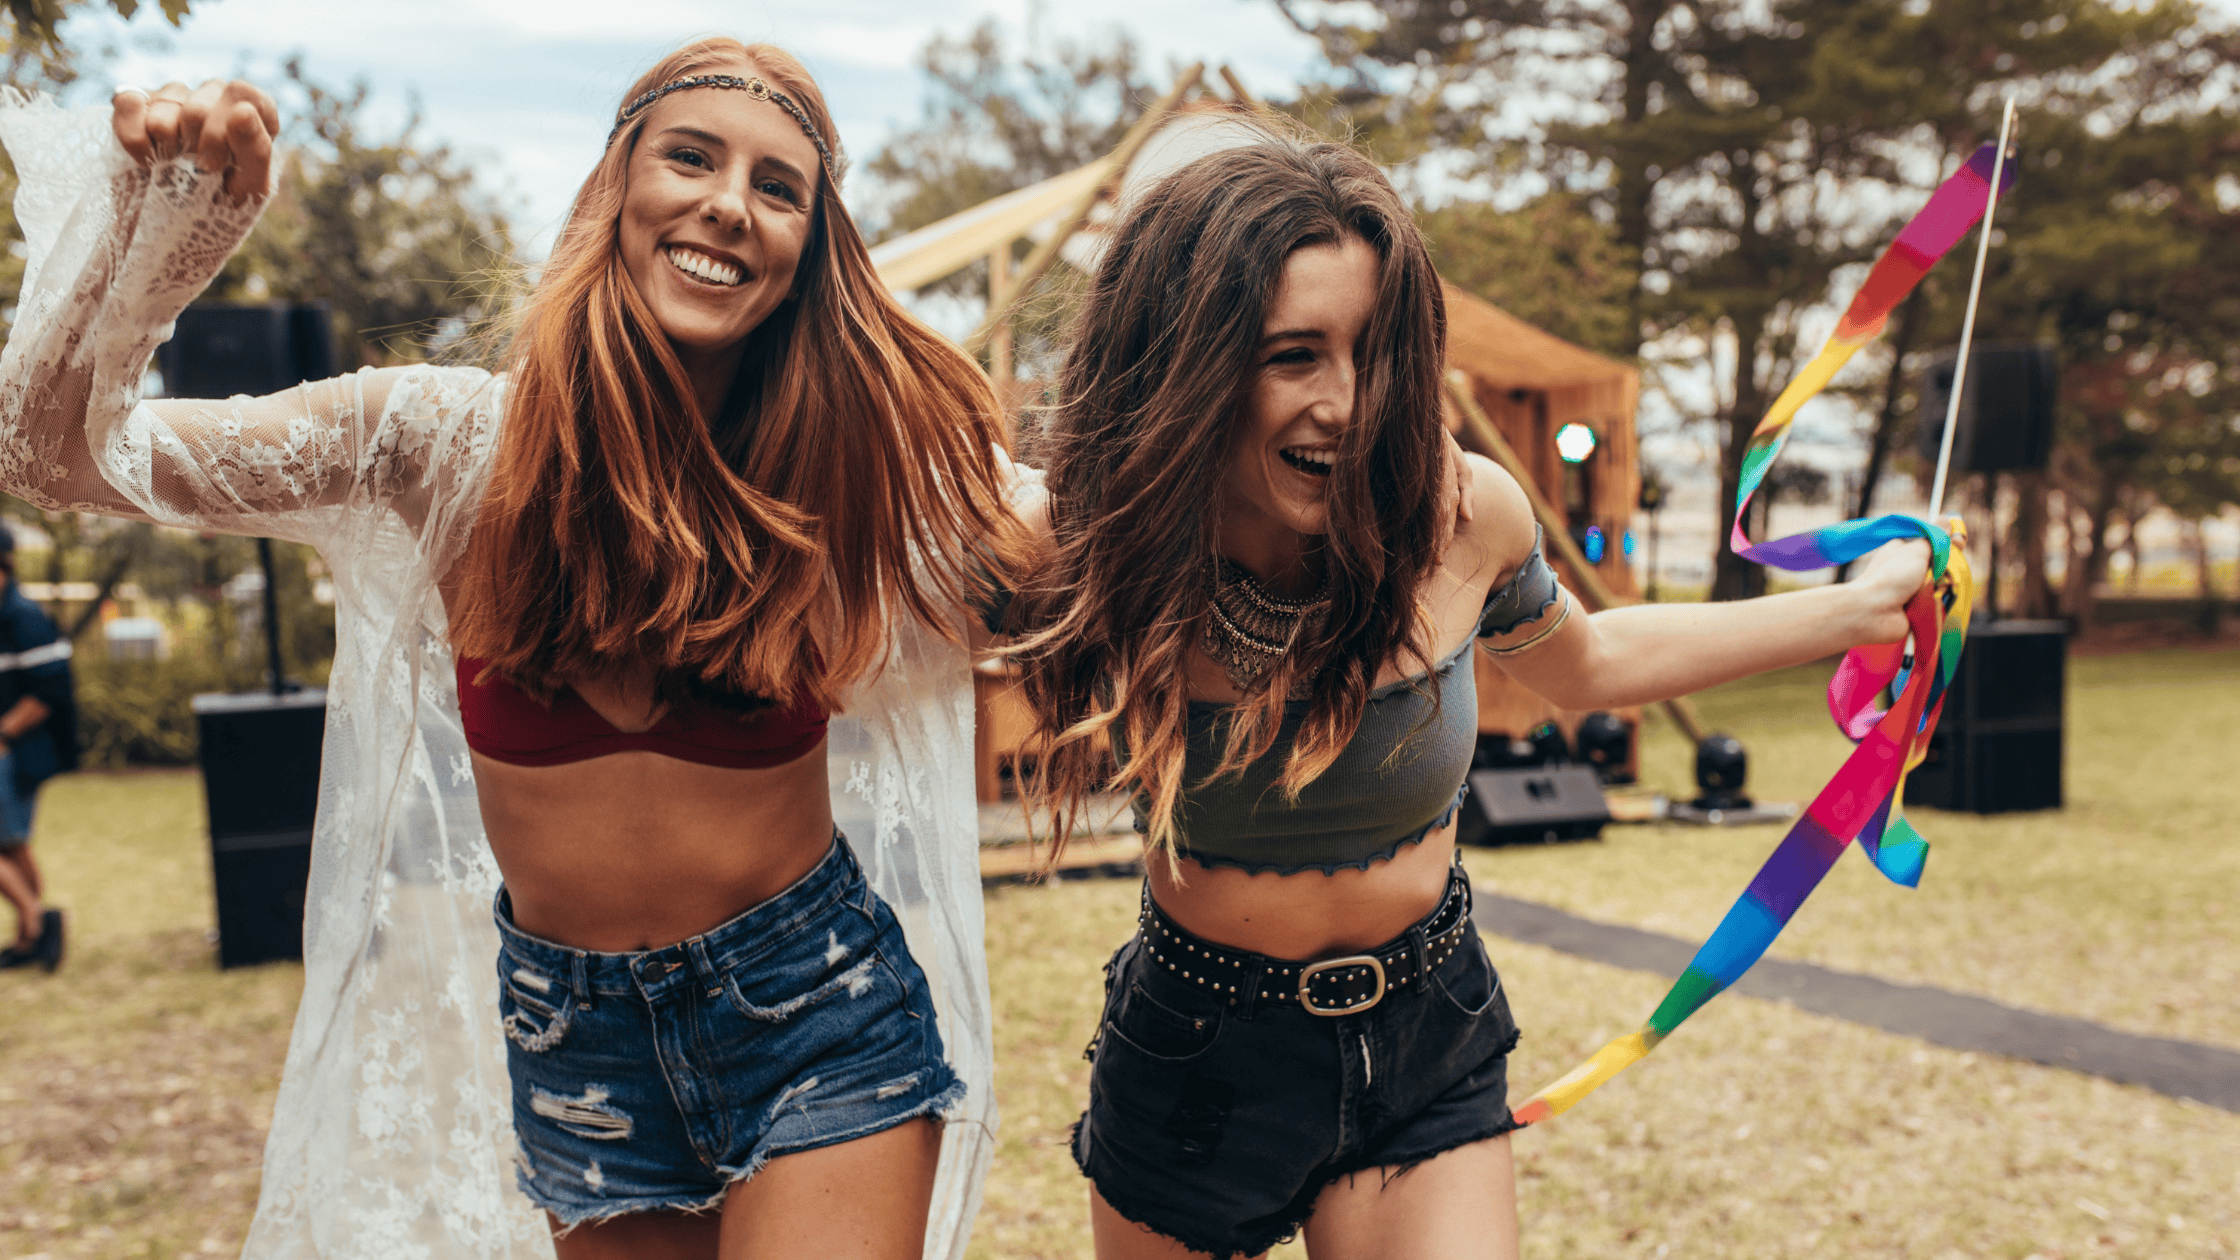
[157,302,338,398]
[1904,620,2064,814]
[1458,766,1610,846]
[193,689,327,968]
[1916,342,2058,474]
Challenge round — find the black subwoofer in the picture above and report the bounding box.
[1904,620,2065,814]
[1458,766,1611,846]
[193,689,326,968]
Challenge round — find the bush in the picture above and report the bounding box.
[73,657,236,768]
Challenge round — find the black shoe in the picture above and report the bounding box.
[33,908,61,972]
[0,943,32,969]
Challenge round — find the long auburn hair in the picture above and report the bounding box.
[449,39,1018,712]
[1012,128,1450,867]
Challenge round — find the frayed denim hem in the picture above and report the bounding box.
[726,1076,970,1183]
[526,1178,730,1236]
[532,1078,969,1234]
[1071,1114,1315,1260]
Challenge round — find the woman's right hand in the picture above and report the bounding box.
[111,79,279,201]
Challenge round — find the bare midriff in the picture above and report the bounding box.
[1140,538,1499,962]
[472,744,836,954]
[1149,817,1459,959]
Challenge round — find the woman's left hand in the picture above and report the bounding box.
[1848,537,1934,644]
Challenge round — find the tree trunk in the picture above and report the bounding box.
[1712,315,1771,602]
[2193,518,2221,636]
[2120,499,2147,593]
[1612,0,1662,360]
[2066,476,2121,630]
[1835,290,1925,583]
[64,550,135,642]
[2012,468,2053,618]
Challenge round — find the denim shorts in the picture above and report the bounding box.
[494,834,965,1228]
[0,755,36,846]
[1072,865,1522,1258]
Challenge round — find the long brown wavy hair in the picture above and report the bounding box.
[1012,128,1450,866]
[449,39,1018,712]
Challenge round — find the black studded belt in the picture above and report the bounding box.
[1136,866,1474,1016]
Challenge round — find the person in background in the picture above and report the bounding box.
[0,522,77,973]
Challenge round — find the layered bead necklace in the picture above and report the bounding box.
[1202,558,1330,697]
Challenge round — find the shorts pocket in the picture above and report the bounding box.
[721,931,897,1024]
[499,962,573,1053]
[1104,977,1223,1063]
[1429,932,1503,1020]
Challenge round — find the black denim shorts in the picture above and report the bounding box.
[1071,866,1522,1258]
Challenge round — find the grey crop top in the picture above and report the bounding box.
[1137,527,1561,875]
[1145,635,1480,874]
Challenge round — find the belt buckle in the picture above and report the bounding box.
[1297,954,1386,1016]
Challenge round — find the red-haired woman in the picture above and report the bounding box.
[0,38,1013,1260]
[1003,129,1930,1259]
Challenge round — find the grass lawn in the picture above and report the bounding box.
[4,648,2237,1258]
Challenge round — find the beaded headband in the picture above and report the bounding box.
[607,73,839,183]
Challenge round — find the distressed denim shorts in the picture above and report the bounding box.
[493,834,964,1228]
[1072,865,1522,1259]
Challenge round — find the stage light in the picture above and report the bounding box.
[1691,733,1753,812]
[1527,721,1571,766]
[1583,526,1605,563]
[1575,711,1634,784]
[1555,423,1597,463]
[1622,529,1637,558]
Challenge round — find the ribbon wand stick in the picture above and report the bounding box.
[1929,95,2020,516]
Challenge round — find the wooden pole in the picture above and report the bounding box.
[1218,65,1268,114]
[1444,371,1710,745]
[986,244,1017,443]
[964,64,1205,355]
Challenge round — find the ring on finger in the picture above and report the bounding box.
[112,85,150,101]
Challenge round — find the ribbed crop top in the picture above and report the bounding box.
[454,657,828,769]
[1142,635,1479,875]
[1133,527,1559,875]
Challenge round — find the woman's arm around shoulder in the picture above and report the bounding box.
[1444,450,1540,603]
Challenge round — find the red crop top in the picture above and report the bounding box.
[454,657,828,769]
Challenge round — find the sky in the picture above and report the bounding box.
[59,0,2240,571]
[67,0,1333,255]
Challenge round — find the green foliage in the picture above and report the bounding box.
[1418,193,1637,357]
[1280,0,2235,603]
[207,59,522,366]
[1,0,190,88]
[865,19,1148,381]
[868,19,1149,247]
[71,655,222,766]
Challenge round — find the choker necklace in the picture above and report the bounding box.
[1203,559,1328,696]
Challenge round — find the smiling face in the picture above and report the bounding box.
[616,63,822,384]
[1219,232,1381,551]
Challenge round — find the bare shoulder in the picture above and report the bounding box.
[1449,451,1538,596]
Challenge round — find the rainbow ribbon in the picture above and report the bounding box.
[1511,142,2014,1128]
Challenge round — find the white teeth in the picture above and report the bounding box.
[1282,447,1335,469]
[665,246,743,286]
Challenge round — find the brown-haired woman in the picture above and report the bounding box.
[1003,130,1930,1259]
[0,37,1014,1260]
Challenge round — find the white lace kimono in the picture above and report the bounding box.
[0,96,995,1259]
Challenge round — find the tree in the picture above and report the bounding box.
[1277,0,2193,599]
[206,59,520,366]
[864,21,1150,383]
[1417,192,1637,357]
[2,0,191,90]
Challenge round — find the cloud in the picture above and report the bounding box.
[67,0,1324,257]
